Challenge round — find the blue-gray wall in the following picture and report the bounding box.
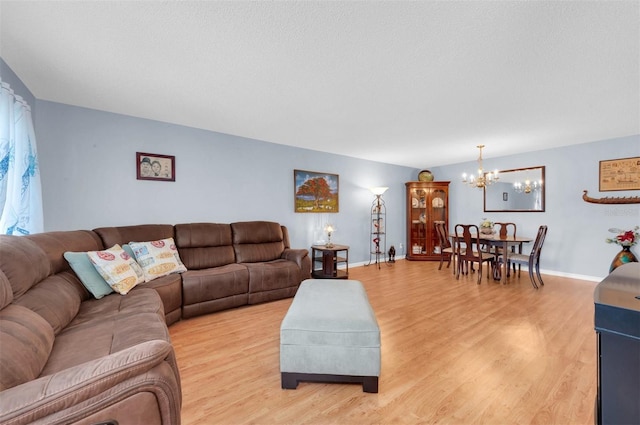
[35,100,416,266]
[4,58,639,281]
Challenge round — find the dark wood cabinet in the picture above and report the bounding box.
[405,181,449,261]
[594,263,640,425]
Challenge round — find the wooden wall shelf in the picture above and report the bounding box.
[582,190,640,204]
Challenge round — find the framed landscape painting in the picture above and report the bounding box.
[294,170,339,213]
[136,152,175,182]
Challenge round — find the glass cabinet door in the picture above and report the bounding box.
[428,188,447,254]
[409,188,428,257]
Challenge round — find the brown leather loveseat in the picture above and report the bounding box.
[0,221,310,425]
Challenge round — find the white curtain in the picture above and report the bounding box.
[0,81,43,235]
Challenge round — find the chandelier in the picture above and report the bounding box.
[514,179,542,194]
[461,144,499,189]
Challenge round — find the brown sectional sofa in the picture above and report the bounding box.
[0,221,310,425]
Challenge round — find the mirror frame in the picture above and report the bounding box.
[483,166,545,212]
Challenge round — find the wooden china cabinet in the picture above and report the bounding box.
[405,181,450,261]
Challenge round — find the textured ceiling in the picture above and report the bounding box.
[1,1,638,168]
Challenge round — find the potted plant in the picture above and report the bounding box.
[479,218,494,235]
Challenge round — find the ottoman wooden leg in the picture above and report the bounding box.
[281,372,298,390]
[281,372,378,393]
[362,376,379,393]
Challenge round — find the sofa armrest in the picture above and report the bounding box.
[281,248,307,268]
[282,249,311,279]
[0,340,176,425]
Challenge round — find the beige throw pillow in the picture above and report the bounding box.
[87,244,145,295]
[129,238,187,282]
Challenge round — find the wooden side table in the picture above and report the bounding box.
[311,244,349,279]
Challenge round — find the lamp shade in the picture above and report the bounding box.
[370,187,388,195]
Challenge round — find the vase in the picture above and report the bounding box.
[609,246,638,273]
[480,227,494,235]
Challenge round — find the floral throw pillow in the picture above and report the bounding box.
[87,244,145,295]
[129,238,187,282]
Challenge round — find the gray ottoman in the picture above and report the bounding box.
[280,279,381,393]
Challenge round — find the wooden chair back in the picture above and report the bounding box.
[530,225,548,262]
[494,222,517,239]
[434,221,451,250]
[434,220,454,271]
[505,225,548,288]
[454,224,483,262]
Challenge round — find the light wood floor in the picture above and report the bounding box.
[169,260,598,425]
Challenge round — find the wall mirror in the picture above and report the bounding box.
[484,166,545,212]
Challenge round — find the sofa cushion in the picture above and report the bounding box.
[0,232,103,333]
[63,251,114,299]
[175,223,236,269]
[0,235,51,299]
[65,287,165,332]
[93,224,175,249]
[129,238,187,282]
[11,272,85,335]
[245,260,302,293]
[25,231,105,275]
[245,260,302,304]
[88,245,145,295]
[231,221,286,263]
[0,304,54,391]
[0,269,13,309]
[181,264,249,318]
[41,288,169,375]
[181,264,249,303]
[137,274,181,323]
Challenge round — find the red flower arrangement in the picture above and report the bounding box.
[606,226,639,247]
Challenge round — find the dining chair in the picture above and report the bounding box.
[498,225,548,289]
[454,224,496,284]
[434,221,456,273]
[493,222,518,276]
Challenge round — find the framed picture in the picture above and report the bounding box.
[136,152,175,182]
[294,169,339,213]
[599,156,640,191]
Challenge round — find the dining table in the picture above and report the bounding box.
[451,232,534,284]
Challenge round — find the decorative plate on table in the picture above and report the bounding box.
[418,170,434,182]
